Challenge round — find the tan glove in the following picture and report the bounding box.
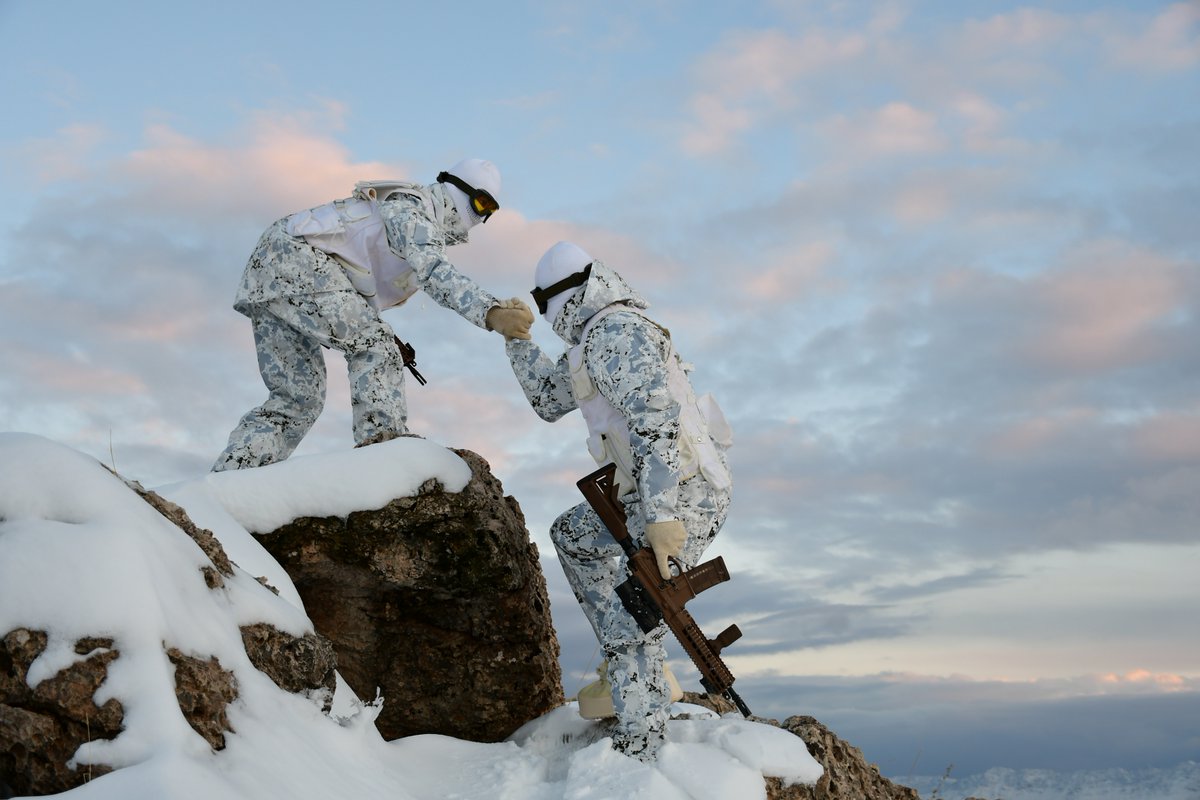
[644,520,688,580]
[486,298,534,341]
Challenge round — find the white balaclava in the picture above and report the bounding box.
[534,240,593,325]
[441,158,501,231]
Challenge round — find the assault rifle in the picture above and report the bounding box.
[393,336,427,386]
[577,463,752,717]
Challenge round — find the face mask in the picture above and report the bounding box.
[432,185,470,245]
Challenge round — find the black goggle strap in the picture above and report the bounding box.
[531,263,593,314]
[436,171,500,218]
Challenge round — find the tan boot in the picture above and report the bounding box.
[577,661,614,720]
[354,431,421,448]
[576,661,684,720]
[665,662,684,704]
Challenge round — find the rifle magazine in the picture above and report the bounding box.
[615,575,663,634]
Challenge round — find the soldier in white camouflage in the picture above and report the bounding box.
[212,159,533,471]
[504,241,733,761]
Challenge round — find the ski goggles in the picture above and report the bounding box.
[437,171,500,221]
[531,263,592,315]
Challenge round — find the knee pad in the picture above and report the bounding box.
[549,503,595,549]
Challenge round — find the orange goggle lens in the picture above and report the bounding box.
[471,192,500,216]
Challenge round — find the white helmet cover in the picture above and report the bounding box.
[534,240,593,324]
[441,158,501,231]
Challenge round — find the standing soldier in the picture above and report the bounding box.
[213,158,533,471]
[503,240,733,761]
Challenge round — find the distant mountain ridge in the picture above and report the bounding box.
[901,760,1200,800]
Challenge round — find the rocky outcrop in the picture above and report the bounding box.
[240,623,337,707]
[132,477,340,710]
[252,448,564,743]
[0,629,121,796]
[682,693,920,800]
[771,715,920,800]
[165,648,238,751]
[0,482,338,798]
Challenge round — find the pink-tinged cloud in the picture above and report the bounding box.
[453,209,680,294]
[681,27,868,156]
[21,105,649,300]
[819,102,948,161]
[26,356,147,396]
[18,123,109,184]
[681,93,755,156]
[948,92,1035,156]
[957,4,1198,74]
[97,308,213,344]
[1018,242,1186,372]
[952,92,1003,136]
[1132,410,1200,462]
[740,425,907,500]
[408,381,541,472]
[1099,668,1190,692]
[982,407,1100,459]
[740,240,836,304]
[1109,2,1200,72]
[891,179,953,225]
[958,7,1075,52]
[121,111,403,219]
[868,669,1200,699]
[884,166,1021,227]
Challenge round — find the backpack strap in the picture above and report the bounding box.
[353,180,442,224]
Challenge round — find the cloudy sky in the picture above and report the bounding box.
[2,0,1197,780]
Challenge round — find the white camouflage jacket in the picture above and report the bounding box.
[506,261,730,524]
[233,184,497,329]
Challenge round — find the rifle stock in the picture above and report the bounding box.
[577,464,752,717]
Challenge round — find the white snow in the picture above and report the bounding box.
[161,434,473,535]
[0,432,822,799]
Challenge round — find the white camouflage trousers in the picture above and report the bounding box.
[212,289,408,471]
[552,473,731,761]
